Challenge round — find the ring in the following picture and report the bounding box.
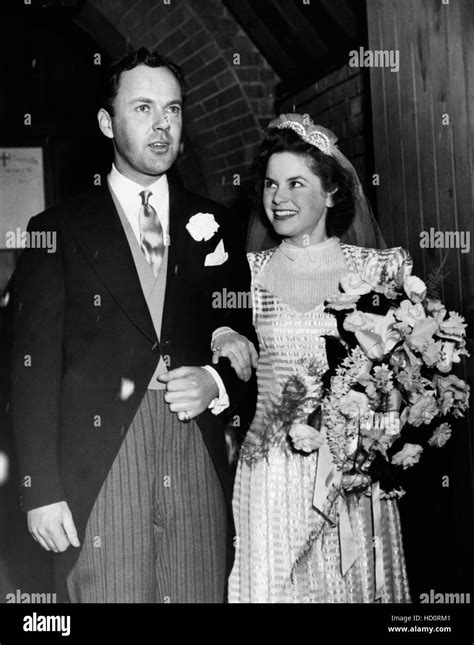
[213,344,222,352]
[183,411,190,423]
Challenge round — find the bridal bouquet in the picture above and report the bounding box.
[320,271,470,495]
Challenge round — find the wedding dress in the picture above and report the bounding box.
[228,237,412,603]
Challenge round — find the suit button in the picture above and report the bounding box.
[152,342,160,354]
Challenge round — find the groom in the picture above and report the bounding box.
[10,48,256,603]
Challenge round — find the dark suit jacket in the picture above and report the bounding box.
[9,181,257,597]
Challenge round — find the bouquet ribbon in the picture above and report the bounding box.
[313,433,386,599]
[338,498,358,576]
[312,432,358,576]
[372,480,385,600]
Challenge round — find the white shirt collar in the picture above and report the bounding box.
[107,164,169,243]
[278,237,340,263]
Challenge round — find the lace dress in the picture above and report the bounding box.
[228,238,411,603]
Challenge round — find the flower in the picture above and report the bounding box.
[424,299,449,324]
[360,414,400,454]
[434,374,470,417]
[289,423,323,453]
[119,378,135,401]
[395,300,426,327]
[339,390,370,419]
[355,331,383,360]
[340,272,372,296]
[428,423,452,448]
[395,363,426,393]
[405,318,439,353]
[373,365,394,391]
[186,212,220,241]
[421,340,444,368]
[389,348,411,372]
[425,298,446,316]
[400,344,423,368]
[325,292,361,311]
[403,275,427,302]
[437,311,467,342]
[356,362,374,387]
[353,309,402,360]
[436,341,462,373]
[405,393,438,426]
[373,281,400,299]
[391,443,423,469]
[343,311,377,333]
[363,381,380,404]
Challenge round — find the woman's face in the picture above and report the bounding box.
[263,151,332,247]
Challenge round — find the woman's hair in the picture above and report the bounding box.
[253,127,356,237]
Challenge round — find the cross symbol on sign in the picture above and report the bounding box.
[0,152,11,167]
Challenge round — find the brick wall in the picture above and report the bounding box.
[277,65,372,189]
[86,0,280,206]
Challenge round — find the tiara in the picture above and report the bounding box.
[275,120,332,155]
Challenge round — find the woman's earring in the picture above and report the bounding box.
[325,188,338,208]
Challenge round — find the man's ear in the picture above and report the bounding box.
[325,187,338,208]
[97,108,114,140]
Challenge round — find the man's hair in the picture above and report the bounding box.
[103,47,185,116]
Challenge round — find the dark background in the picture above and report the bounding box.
[0,0,472,604]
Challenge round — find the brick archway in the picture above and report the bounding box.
[77,0,279,205]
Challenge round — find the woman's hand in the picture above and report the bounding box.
[211,331,258,382]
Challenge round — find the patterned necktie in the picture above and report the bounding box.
[139,189,164,277]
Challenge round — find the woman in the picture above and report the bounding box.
[214,114,412,603]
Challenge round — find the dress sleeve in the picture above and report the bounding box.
[246,251,258,283]
[345,244,414,287]
[393,246,414,285]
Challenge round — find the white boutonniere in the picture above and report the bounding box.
[186,212,220,242]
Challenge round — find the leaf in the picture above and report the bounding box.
[307,405,322,430]
[324,335,349,372]
[425,253,450,300]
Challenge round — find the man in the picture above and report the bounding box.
[10,48,257,603]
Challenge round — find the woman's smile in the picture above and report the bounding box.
[263,151,332,246]
[273,209,298,220]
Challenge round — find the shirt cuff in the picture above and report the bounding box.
[202,365,230,415]
[211,326,235,347]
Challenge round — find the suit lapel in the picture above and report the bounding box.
[68,187,157,344]
[161,182,194,337]
[161,183,227,338]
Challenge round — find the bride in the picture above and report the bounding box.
[213,114,412,603]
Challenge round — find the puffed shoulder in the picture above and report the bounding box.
[247,248,277,278]
[340,243,413,286]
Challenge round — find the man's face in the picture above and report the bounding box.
[99,64,182,185]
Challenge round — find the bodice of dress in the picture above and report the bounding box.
[260,237,348,313]
[241,239,413,463]
[241,239,346,462]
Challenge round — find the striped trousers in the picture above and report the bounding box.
[66,390,228,603]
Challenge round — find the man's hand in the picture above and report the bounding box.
[27,501,80,553]
[211,331,258,382]
[158,366,219,421]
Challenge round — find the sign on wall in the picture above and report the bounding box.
[0,147,45,249]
